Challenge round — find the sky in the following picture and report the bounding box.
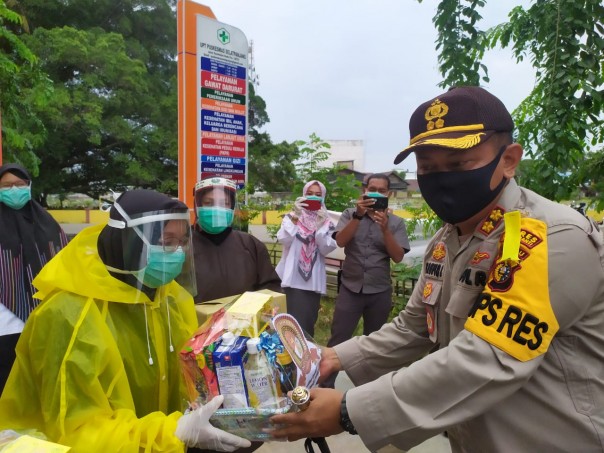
[196,0,535,176]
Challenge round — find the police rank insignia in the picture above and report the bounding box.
[478,206,505,236]
[431,242,446,261]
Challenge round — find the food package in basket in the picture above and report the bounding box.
[180,291,321,441]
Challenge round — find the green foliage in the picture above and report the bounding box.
[2,0,308,203]
[247,131,300,193]
[265,223,280,242]
[6,0,179,204]
[393,169,407,180]
[404,202,443,241]
[418,0,489,87]
[576,148,604,210]
[490,0,604,204]
[420,0,604,207]
[0,0,51,172]
[389,260,423,317]
[291,133,361,211]
[294,132,332,182]
[23,26,173,202]
[324,169,362,212]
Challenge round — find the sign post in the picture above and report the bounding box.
[177,1,248,211]
[197,16,248,189]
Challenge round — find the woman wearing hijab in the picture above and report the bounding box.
[0,163,67,393]
[275,180,337,336]
[192,176,281,303]
[0,189,250,452]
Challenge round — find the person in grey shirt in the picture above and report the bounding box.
[323,173,410,388]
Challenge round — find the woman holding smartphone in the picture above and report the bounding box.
[275,180,337,336]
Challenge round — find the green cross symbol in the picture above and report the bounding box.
[217,28,230,44]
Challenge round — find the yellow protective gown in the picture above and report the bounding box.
[0,224,198,452]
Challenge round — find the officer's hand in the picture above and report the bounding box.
[318,347,342,383]
[270,388,344,441]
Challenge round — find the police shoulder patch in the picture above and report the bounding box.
[464,217,559,361]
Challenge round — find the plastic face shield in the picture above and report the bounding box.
[194,178,239,232]
[107,204,197,297]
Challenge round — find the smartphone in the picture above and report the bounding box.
[363,195,389,211]
[305,199,322,211]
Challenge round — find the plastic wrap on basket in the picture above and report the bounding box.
[180,291,322,441]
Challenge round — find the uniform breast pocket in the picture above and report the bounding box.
[446,284,485,336]
[421,279,442,343]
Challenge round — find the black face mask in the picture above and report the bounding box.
[417,145,508,225]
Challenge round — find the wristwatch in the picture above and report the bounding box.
[339,391,358,435]
[351,211,364,221]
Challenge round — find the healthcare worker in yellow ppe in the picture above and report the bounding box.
[0,189,251,453]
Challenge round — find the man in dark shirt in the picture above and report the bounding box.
[323,173,410,387]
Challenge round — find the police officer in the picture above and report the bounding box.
[270,86,604,452]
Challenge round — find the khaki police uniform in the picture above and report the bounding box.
[335,179,604,452]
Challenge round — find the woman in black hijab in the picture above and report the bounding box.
[0,163,67,393]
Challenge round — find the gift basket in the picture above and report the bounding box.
[180,291,321,441]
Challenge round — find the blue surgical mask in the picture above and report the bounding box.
[305,195,324,203]
[365,191,387,198]
[137,245,186,288]
[0,186,31,209]
[196,207,234,234]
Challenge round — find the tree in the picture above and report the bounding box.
[418,0,604,207]
[393,169,407,180]
[292,133,361,211]
[22,26,175,204]
[247,131,300,193]
[0,0,50,172]
[10,0,180,204]
[9,0,301,201]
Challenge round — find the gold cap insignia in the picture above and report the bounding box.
[425,99,449,131]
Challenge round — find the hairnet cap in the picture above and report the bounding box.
[393,86,514,165]
[194,176,237,193]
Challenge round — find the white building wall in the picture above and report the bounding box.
[322,140,365,172]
